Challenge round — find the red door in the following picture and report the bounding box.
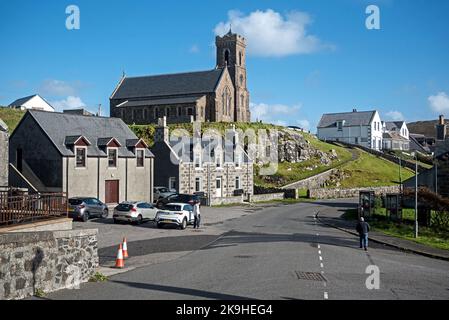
[105,180,119,204]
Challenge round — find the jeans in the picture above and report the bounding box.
[194,215,201,229]
[360,234,369,249]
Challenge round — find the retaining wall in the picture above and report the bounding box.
[0,229,98,300]
[309,186,401,200]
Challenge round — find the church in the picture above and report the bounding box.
[110,30,251,124]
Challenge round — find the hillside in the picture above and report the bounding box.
[0,107,25,132]
[408,119,449,138]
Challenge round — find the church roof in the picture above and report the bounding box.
[117,96,206,108]
[111,69,225,100]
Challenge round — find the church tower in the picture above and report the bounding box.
[216,29,251,122]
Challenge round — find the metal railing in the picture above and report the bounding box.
[0,191,68,227]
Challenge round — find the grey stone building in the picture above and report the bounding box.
[9,110,154,203]
[110,29,251,124]
[0,118,8,187]
[151,118,253,202]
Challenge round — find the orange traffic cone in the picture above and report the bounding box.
[122,238,129,259]
[115,243,125,268]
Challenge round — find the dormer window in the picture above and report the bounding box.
[76,147,86,168]
[337,121,344,131]
[136,149,144,167]
[108,148,117,168]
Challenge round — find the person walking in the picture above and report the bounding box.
[356,217,370,251]
[193,202,201,229]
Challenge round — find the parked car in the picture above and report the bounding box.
[153,187,177,201]
[113,201,159,225]
[155,203,194,229]
[156,193,201,209]
[68,197,109,222]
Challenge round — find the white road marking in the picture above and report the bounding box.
[320,263,324,268]
[318,250,322,255]
[317,245,320,249]
[324,292,329,300]
[319,256,323,261]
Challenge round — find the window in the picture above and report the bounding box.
[224,49,230,65]
[210,148,215,162]
[136,149,144,167]
[178,107,182,117]
[76,147,86,168]
[108,148,117,168]
[240,74,244,86]
[235,153,241,168]
[216,152,222,168]
[355,137,359,144]
[194,152,201,168]
[166,108,170,117]
[195,177,201,192]
[235,176,240,190]
[188,108,194,116]
[337,121,343,131]
[154,108,158,119]
[169,177,176,190]
[239,51,242,66]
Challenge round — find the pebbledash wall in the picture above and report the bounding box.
[309,186,401,200]
[0,229,98,300]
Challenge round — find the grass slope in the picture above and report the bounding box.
[336,149,415,188]
[0,107,25,133]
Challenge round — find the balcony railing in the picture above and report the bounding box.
[0,191,68,227]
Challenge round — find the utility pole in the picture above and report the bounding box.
[398,156,402,193]
[415,153,419,238]
[435,162,438,194]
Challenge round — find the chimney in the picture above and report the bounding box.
[155,116,169,143]
[353,108,357,113]
[436,115,447,141]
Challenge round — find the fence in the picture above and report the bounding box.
[0,191,68,227]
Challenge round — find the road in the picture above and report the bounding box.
[46,199,449,300]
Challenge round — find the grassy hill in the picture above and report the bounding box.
[0,107,25,132]
[408,119,449,138]
[0,107,414,190]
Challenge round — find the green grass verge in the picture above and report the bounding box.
[334,149,415,188]
[343,209,449,251]
[0,107,25,133]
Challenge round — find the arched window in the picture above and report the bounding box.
[240,95,244,108]
[224,49,230,65]
[239,51,242,66]
[240,74,244,86]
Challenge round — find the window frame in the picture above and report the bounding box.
[108,147,118,168]
[136,148,145,168]
[75,146,87,169]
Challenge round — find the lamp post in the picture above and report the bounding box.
[413,152,418,238]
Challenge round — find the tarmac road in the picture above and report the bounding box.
[46,199,449,300]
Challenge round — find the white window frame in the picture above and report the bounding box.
[108,147,118,169]
[75,146,87,169]
[136,148,145,168]
[235,176,241,190]
[195,177,202,193]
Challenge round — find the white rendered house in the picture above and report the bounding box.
[317,109,383,151]
[9,94,55,112]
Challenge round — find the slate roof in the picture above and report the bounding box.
[317,111,376,128]
[435,140,449,158]
[385,121,405,131]
[383,132,408,141]
[111,69,224,100]
[409,135,431,153]
[9,95,38,107]
[26,110,154,158]
[117,96,206,108]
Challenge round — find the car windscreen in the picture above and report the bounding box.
[116,204,134,211]
[69,199,83,206]
[164,205,182,211]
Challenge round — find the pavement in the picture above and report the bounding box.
[316,199,449,261]
[43,199,449,300]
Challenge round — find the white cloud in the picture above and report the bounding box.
[51,96,86,111]
[297,119,311,131]
[214,9,331,57]
[250,102,302,126]
[385,111,404,121]
[428,92,449,113]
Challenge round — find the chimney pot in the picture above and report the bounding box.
[439,115,445,125]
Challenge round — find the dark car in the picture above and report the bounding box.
[156,194,201,209]
[68,197,109,222]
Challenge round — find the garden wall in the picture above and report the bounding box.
[309,186,401,200]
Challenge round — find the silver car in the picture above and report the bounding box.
[113,201,159,225]
[68,197,109,222]
[153,187,177,202]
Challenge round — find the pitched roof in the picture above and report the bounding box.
[409,135,431,153]
[435,140,449,158]
[0,118,8,132]
[117,96,205,108]
[9,94,38,107]
[385,121,405,131]
[111,69,225,100]
[317,111,377,128]
[383,132,408,141]
[25,110,154,158]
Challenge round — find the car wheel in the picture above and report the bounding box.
[82,212,89,222]
[135,215,143,225]
[101,209,109,219]
[181,218,187,230]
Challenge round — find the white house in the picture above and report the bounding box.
[9,94,54,112]
[317,109,383,150]
[382,121,410,151]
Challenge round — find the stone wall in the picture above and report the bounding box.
[282,169,338,190]
[211,195,244,206]
[0,229,98,300]
[308,186,401,200]
[250,193,285,203]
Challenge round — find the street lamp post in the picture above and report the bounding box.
[414,153,419,238]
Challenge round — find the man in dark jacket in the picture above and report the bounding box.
[356,217,370,251]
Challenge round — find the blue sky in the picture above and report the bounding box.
[1,0,449,132]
